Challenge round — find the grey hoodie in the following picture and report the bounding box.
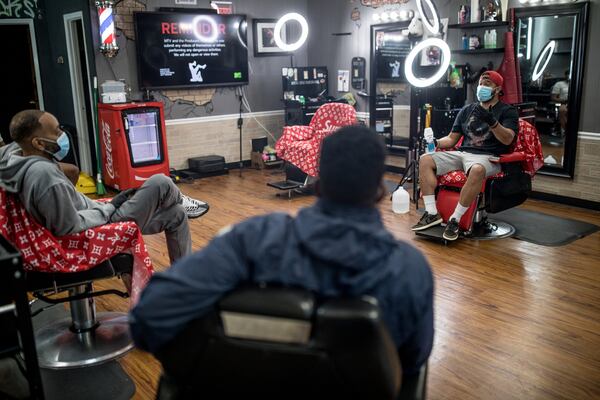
[0,143,115,236]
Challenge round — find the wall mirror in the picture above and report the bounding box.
[369,21,413,159]
[514,3,589,178]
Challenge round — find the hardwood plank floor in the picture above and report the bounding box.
[92,168,600,400]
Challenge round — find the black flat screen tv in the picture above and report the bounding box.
[134,12,248,89]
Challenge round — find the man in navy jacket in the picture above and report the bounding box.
[130,125,434,375]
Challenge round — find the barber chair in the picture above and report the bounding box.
[0,189,152,369]
[155,287,428,400]
[269,103,357,195]
[416,119,543,242]
[0,235,44,399]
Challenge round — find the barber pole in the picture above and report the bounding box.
[96,1,119,57]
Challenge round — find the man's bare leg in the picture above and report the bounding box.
[411,155,443,231]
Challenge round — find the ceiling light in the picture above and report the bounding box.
[416,0,440,35]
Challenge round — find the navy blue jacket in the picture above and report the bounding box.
[130,199,434,374]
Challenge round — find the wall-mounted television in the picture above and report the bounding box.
[134,12,248,89]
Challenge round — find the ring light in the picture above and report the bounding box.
[193,15,219,43]
[404,38,451,88]
[416,0,440,35]
[532,40,556,81]
[274,13,309,52]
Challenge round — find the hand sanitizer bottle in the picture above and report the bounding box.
[424,127,436,153]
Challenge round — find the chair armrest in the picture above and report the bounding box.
[496,152,526,163]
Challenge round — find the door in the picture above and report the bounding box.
[64,12,95,174]
[0,20,43,144]
[123,108,164,167]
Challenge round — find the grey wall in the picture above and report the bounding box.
[576,0,600,132]
[305,0,599,131]
[94,0,308,119]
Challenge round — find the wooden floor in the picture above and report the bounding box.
[92,168,600,400]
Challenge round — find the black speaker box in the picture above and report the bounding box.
[189,155,226,173]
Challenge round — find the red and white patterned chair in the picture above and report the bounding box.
[275,103,357,177]
[0,188,153,368]
[430,119,543,238]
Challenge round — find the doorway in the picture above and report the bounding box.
[0,19,44,144]
[64,11,95,174]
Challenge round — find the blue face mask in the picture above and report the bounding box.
[477,85,494,102]
[39,132,70,161]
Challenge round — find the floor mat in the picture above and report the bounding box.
[31,302,136,400]
[490,207,600,246]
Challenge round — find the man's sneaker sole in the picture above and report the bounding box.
[411,217,443,231]
[187,205,209,219]
[442,232,459,241]
[442,229,459,241]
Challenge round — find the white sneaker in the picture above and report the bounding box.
[181,194,209,219]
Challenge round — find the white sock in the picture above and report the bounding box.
[450,203,469,222]
[423,195,438,215]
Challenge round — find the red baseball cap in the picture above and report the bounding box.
[481,70,503,88]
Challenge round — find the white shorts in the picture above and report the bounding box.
[426,151,501,177]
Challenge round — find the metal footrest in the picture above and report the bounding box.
[414,225,452,245]
[267,180,303,190]
[35,312,133,369]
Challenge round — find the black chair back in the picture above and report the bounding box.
[156,287,403,399]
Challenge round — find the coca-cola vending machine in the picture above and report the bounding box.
[98,102,170,190]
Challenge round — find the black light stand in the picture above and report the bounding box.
[394,118,424,208]
[237,89,244,177]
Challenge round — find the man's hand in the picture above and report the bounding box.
[110,188,136,208]
[473,104,498,128]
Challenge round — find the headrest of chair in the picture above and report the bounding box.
[219,287,315,344]
[219,287,315,319]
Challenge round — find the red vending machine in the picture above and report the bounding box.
[98,102,170,190]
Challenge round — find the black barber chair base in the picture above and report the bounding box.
[35,311,133,369]
[415,218,515,243]
[28,255,134,369]
[466,219,515,240]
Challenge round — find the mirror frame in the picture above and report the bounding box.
[513,2,589,178]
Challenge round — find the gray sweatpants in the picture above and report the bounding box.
[110,174,192,263]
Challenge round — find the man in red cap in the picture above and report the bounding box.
[411,70,519,241]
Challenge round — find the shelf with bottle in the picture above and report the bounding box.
[448,21,508,29]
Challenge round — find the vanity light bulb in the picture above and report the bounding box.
[390,11,399,20]
[373,13,381,21]
[381,12,390,20]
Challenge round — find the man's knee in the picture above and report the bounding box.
[145,174,178,195]
[419,154,435,169]
[468,164,487,180]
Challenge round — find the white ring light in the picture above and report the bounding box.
[192,15,219,43]
[404,38,451,88]
[532,40,556,81]
[416,0,440,35]
[274,13,309,52]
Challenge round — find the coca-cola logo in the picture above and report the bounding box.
[102,121,115,179]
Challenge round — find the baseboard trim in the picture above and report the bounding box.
[386,165,406,174]
[530,191,600,211]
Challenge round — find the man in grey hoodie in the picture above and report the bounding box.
[0,110,191,263]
